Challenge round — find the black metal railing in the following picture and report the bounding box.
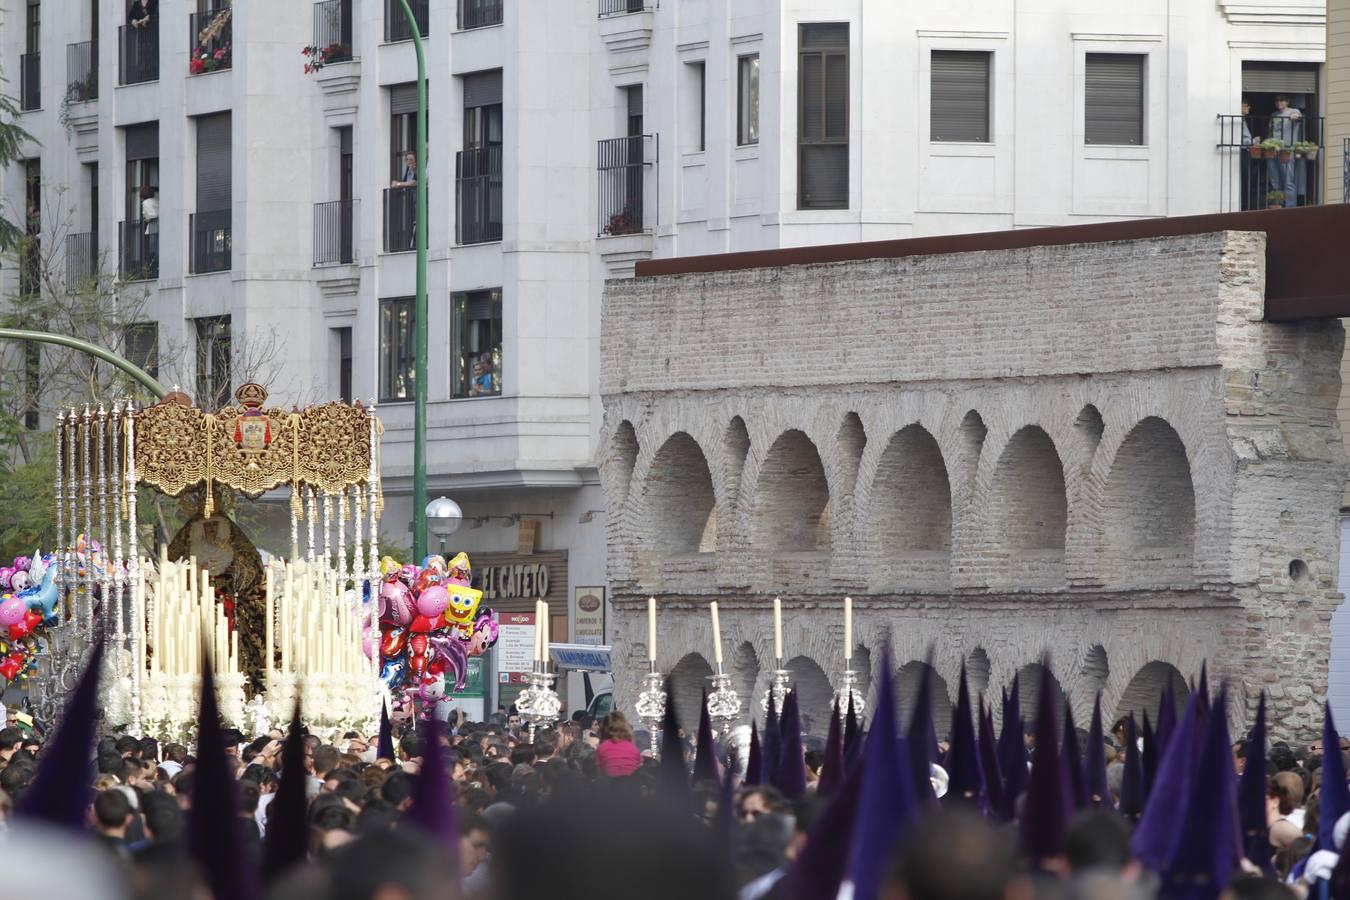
[65,232,96,291]
[458,0,503,29]
[599,0,652,15]
[1217,113,1327,212]
[189,8,232,74]
[119,221,158,281]
[314,199,357,265]
[20,53,40,111]
[385,0,429,42]
[119,24,159,85]
[383,187,416,252]
[456,145,502,244]
[190,209,232,273]
[313,0,354,63]
[597,134,658,236]
[67,41,98,102]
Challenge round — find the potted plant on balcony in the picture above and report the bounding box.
[189,7,232,74]
[1293,140,1319,160]
[605,207,642,236]
[301,43,353,74]
[1266,190,1286,209]
[1256,138,1285,161]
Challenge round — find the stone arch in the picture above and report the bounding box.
[724,417,751,509]
[896,661,954,737]
[751,430,831,552]
[968,648,992,698]
[1115,661,1189,725]
[611,420,639,509]
[958,410,988,488]
[1082,644,1109,695]
[835,413,867,495]
[732,641,760,710]
[990,426,1067,588]
[786,655,835,735]
[1074,405,1105,458]
[1016,662,1066,731]
[642,432,717,554]
[1103,417,1195,586]
[869,425,952,591]
[669,652,714,734]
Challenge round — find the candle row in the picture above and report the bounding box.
[149,546,239,677]
[265,559,372,685]
[643,595,856,665]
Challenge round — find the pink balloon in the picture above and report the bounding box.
[380,580,414,626]
[0,597,26,627]
[0,568,13,590]
[415,585,450,619]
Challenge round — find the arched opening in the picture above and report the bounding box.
[785,655,835,735]
[610,421,639,508]
[836,412,867,497]
[725,417,751,504]
[642,433,717,554]
[1082,644,1109,695]
[669,652,715,734]
[1115,661,1189,726]
[1104,417,1195,586]
[751,430,831,553]
[1016,662,1066,731]
[896,661,954,738]
[732,641,760,711]
[1074,405,1105,458]
[870,425,952,590]
[990,426,1067,588]
[967,648,992,698]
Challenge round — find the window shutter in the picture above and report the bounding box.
[462,69,502,108]
[195,113,231,211]
[800,144,847,207]
[931,51,990,143]
[801,55,824,139]
[125,122,159,161]
[1085,53,1144,145]
[1241,65,1317,95]
[390,83,420,115]
[800,23,848,51]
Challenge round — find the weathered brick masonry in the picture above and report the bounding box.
[600,231,1345,740]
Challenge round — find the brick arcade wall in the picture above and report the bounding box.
[600,231,1346,740]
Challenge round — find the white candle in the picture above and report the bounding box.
[541,602,550,662]
[773,597,783,661]
[281,564,292,673]
[844,596,853,661]
[265,564,274,689]
[533,600,542,662]
[647,597,657,663]
[710,601,723,666]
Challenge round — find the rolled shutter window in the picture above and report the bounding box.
[1085,53,1145,146]
[931,51,990,143]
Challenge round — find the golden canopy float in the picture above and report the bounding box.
[41,383,385,740]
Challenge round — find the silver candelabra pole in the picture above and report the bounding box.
[634,663,667,757]
[834,668,866,721]
[707,665,742,739]
[761,667,791,715]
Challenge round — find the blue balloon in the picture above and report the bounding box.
[380,655,408,692]
[19,567,57,619]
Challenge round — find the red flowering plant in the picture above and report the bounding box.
[189,41,232,74]
[301,43,353,74]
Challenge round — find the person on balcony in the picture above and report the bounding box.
[1267,94,1304,208]
[127,0,153,28]
[140,185,159,272]
[391,152,417,249]
[392,151,417,188]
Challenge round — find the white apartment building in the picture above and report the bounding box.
[2,0,1332,710]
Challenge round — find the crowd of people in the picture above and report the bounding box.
[2,648,1347,900]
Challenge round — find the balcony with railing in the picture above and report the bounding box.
[599,0,653,15]
[1217,113,1328,212]
[20,53,40,111]
[458,0,503,29]
[597,134,658,236]
[189,7,232,75]
[67,41,98,102]
[314,199,357,265]
[313,0,354,63]
[119,221,157,281]
[385,0,429,42]
[456,145,502,244]
[383,187,416,252]
[190,210,231,273]
[119,24,159,85]
[65,232,96,291]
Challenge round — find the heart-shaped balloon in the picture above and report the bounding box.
[380,626,407,659]
[0,655,23,680]
[380,580,414,626]
[9,611,41,640]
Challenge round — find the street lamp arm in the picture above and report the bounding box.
[0,328,168,399]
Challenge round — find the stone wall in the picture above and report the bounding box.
[600,231,1345,739]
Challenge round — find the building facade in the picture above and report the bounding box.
[0,0,1335,712]
[600,222,1348,740]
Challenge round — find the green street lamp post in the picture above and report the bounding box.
[0,328,167,399]
[398,0,430,561]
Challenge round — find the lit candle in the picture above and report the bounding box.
[773,596,783,661]
[647,597,657,663]
[710,601,723,666]
[844,596,853,661]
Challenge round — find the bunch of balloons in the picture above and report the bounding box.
[0,549,61,683]
[375,551,499,717]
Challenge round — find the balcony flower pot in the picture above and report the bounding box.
[1249,146,1266,159]
[1278,150,1292,164]
[1266,191,1286,209]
